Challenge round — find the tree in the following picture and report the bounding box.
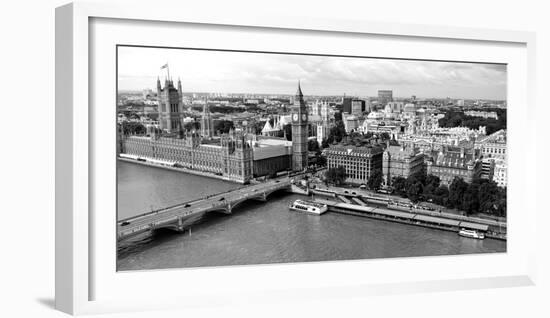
[448,177,468,209]
[325,166,347,185]
[367,170,383,191]
[380,132,391,141]
[214,120,234,134]
[307,139,325,167]
[494,191,507,217]
[316,155,327,167]
[328,121,346,143]
[122,121,146,135]
[334,111,343,122]
[308,139,320,152]
[433,185,449,206]
[183,121,200,132]
[406,178,424,202]
[438,108,507,135]
[408,170,426,186]
[423,174,441,199]
[251,121,264,135]
[392,176,408,197]
[461,183,480,215]
[425,174,441,189]
[477,179,506,216]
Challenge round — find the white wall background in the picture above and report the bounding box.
[0,0,548,317]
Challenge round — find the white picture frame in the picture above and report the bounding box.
[55,1,537,315]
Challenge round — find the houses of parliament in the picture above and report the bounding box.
[118,78,309,184]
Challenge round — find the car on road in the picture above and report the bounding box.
[120,221,131,226]
[184,203,191,208]
[219,197,225,201]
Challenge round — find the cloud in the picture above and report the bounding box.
[117,46,507,99]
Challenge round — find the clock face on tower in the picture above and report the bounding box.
[302,114,307,121]
[293,113,298,121]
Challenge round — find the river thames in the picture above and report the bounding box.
[117,161,506,271]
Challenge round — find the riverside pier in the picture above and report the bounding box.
[311,187,507,240]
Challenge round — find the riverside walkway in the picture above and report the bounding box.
[314,198,506,240]
[311,185,506,240]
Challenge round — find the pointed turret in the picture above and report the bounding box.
[202,96,209,114]
[200,95,214,138]
[262,119,273,133]
[177,78,183,104]
[295,80,303,99]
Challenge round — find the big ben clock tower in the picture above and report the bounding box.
[291,81,308,171]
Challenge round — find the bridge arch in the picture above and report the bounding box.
[225,195,258,213]
[208,191,276,215]
[264,187,290,200]
[207,206,232,215]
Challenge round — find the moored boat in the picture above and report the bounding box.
[289,200,328,215]
[458,228,485,239]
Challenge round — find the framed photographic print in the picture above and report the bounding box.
[56,1,537,315]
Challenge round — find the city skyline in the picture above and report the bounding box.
[117,49,507,271]
[118,46,507,100]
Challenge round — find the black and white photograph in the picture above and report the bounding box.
[116,45,507,271]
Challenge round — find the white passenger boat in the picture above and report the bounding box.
[458,228,485,239]
[289,200,328,215]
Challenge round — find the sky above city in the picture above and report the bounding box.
[118,46,507,100]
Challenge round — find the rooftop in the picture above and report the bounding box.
[385,144,422,158]
[428,147,479,168]
[326,145,383,156]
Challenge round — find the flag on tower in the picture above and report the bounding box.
[160,63,168,69]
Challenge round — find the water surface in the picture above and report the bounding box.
[117,161,506,271]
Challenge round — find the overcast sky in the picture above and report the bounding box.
[118,46,507,100]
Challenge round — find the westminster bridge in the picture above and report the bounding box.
[117,178,295,241]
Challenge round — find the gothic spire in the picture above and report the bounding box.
[295,80,303,98]
[203,96,209,114]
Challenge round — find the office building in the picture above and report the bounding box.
[425,146,482,186]
[351,99,366,115]
[382,144,425,186]
[378,90,393,106]
[325,145,383,185]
